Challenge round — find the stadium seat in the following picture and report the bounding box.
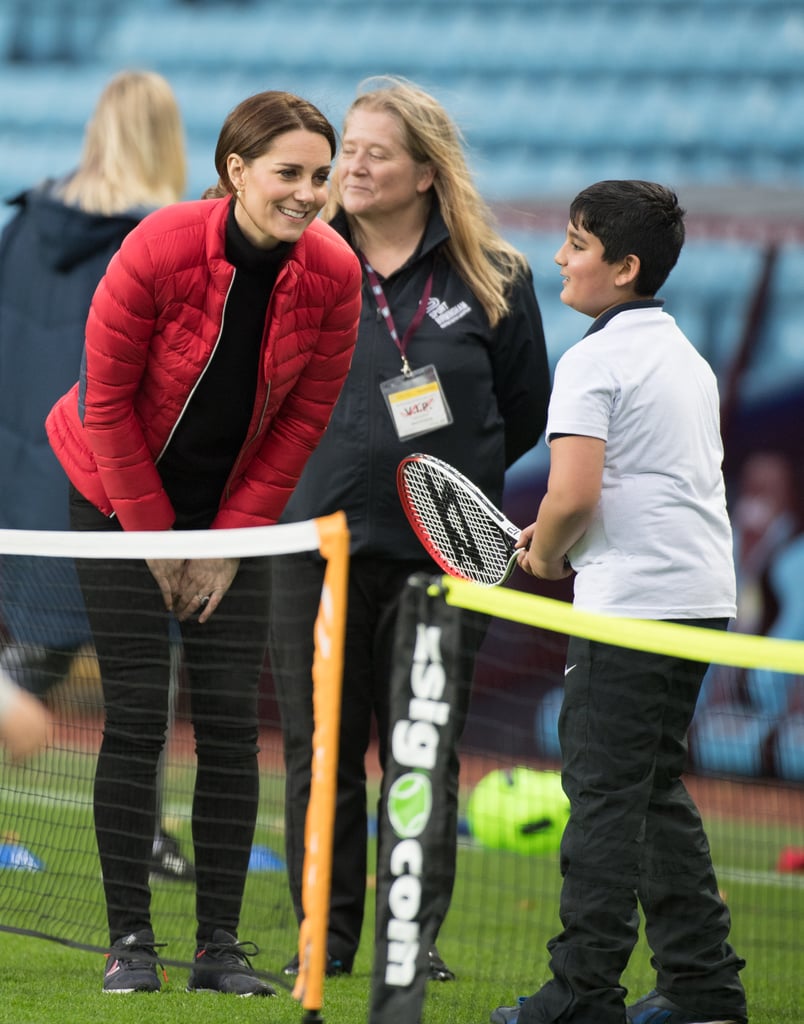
[768,83,804,158]
[774,714,804,781]
[0,1,107,63]
[499,228,588,365]
[0,64,110,131]
[661,240,765,375]
[100,7,277,70]
[0,130,82,202]
[691,704,776,777]
[759,8,804,75]
[709,80,787,154]
[534,686,563,761]
[743,534,804,718]
[0,6,15,60]
[741,245,804,402]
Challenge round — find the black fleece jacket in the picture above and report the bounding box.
[281,202,551,559]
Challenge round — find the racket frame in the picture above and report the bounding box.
[396,453,523,586]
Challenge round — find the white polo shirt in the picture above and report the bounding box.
[546,302,736,619]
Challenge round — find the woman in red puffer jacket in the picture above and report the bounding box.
[46,90,361,997]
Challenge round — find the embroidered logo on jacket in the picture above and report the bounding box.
[426,296,471,328]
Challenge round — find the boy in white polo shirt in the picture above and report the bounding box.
[491,181,747,1024]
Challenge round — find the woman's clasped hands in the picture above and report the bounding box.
[146,556,240,622]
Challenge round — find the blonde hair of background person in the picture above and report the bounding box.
[0,68,189,875]
[0,67,187,698]
[323,74,528,328]
[61,69,186,214]
[0,669,51,761]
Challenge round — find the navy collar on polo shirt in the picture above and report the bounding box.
[584,299,664,338]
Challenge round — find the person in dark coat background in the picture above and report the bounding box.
[0,68,192,880]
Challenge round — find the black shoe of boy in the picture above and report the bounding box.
[626,988,748,1024]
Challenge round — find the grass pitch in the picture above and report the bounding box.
[1,743,802,1023]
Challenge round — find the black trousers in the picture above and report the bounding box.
[519,624,747,1024]
[70,489,270,945]
[269,553,486,967]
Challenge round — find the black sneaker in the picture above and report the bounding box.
[150,828,195,882]
[282,951,350,977]
[627,989,748,1024]
[187,929,275,997]
[103,929,166,994]
[428,945,455,982]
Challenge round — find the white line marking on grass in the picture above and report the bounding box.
[719,866,804,888]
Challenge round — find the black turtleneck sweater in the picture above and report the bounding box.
[158,200,290,529]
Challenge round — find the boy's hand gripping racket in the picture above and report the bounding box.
[397,454,524,586]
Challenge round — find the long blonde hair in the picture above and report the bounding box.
[61,70,186,215]
[324,75,528,328]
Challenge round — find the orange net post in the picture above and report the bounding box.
[292,511,350,1019]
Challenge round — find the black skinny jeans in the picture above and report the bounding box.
[70,489,270,945]
[518,624,747,1024]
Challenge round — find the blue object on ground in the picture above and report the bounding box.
[248,845,285,872]
[0,843,44,871]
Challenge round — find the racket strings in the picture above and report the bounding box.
[403,466,513,586]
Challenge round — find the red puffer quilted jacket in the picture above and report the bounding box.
[46,197,361,531]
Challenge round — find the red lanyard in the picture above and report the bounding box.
[360,253,433,376]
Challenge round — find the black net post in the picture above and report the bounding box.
[370,573,464,1024]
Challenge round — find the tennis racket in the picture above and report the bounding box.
[397,453,524,586]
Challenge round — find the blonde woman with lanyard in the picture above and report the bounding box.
[270,76,551,981]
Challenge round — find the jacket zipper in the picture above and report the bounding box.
[153,269,236,467]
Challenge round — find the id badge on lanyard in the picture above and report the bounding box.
[380,363,452,440]
[361,254,454,441]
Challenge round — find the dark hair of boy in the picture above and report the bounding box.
[569,179,686,296]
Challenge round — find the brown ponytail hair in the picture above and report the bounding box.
[203,90,336,199]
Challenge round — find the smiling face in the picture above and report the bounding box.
[336,107,434,223]
[554,220,640,319]
[227,128,332,249]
